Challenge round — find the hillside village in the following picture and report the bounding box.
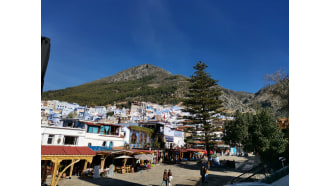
[41,100,234,151]
[41,99,240,185]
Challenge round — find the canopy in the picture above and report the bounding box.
[114,155,133,159]
[134,154,153,160]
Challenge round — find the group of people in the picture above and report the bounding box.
[162,169,173,186]
[200,165,209,183]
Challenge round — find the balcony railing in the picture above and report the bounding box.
[88,145,113,151]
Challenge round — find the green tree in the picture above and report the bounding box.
[223,111,250,147]
[245,110,287,166]
[223,110,287,168]
[183,61,223,159]
[66,111,78,118]
[106,111,114,117]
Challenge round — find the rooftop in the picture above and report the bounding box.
[41,145,96,156]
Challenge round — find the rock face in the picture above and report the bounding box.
[219,87,255,113]
[90,64,172,83]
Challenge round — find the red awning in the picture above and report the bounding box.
[41,145,96,156]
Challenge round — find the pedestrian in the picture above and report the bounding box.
[168,169,173,186]
[200,165,206,183]
[205,167,209,183]
[162,169,168,186]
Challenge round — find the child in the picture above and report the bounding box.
[205,168,209,183]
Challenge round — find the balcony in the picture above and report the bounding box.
[88,145,113,151]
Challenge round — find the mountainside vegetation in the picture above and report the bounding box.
[42,64,289,118]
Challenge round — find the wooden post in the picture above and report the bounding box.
[50,160,61,186]
[55,160,80,186]
[41,160,48,186]
[123,158,127,167]
[69,159,74,178]
[82,160,88,175]
[100,155,105,170]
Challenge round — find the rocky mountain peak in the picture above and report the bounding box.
[91,64,172,83]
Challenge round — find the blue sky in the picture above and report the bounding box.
[42,0,288,93]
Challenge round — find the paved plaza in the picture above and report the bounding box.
[45,155,260,186]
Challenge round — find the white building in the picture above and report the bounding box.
[41,125,86,146]
[41,119,125,148]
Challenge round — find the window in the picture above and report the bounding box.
[139,134,143,144]
[104,126,110,135]
[47,134,54,144]
[88,143,92,147]
[63,136,77,145]
[63,121,74,128]
[102,141,106,146]
[144,134,147,144]
[131,133,137,144]
[88,126,99,133]
[99,126,105,135]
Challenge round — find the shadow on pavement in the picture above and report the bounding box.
[174,161,201,171]
[78,176,145,186]
[193,173,236,186]
[173,161,243,174]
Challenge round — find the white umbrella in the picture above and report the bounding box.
[114,155,133,159]
[114,155,133,168]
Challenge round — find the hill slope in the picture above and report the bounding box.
[42,64,189,106]
[42,64,288,117]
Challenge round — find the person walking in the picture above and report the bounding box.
[168,169,173,186]
[200,165,206,183]
[162,169,168,186]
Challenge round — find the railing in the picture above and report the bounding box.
[231,163,271,184]
[88,145,113,151]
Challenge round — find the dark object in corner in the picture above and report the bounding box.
[41,36,51,94]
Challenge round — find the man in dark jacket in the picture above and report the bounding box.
[200,165,206,183]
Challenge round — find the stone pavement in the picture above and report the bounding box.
[45,155,260,186]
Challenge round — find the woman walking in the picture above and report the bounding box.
[168,169,173,186]
[161,169,168,186]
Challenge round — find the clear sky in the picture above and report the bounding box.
[41,0,288,93]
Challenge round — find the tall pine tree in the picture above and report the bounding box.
[183,61,223,159]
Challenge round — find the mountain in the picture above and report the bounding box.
[42,64,288,117]
[42,64,189,106]
[87,64,172,84]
